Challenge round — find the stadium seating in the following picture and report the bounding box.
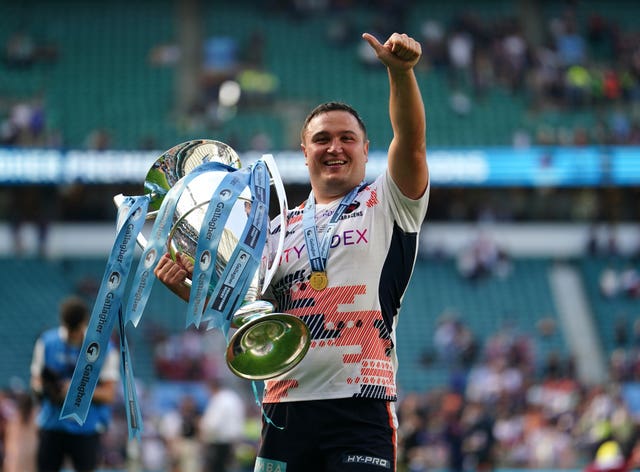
[578,256,640,355]
[0,256,187,386]
[4,0,638,150]
[397,257,566,392]
[0,255,567,394]
[0,249,633,403]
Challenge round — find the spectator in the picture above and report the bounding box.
[2,391,37,472]
[200,378,246,472]
[584,439,629,472]
[159,395,201,472]
[600,265,620,298]
[461,401,496,472]
[30,295,119,472]
[3,31,35,68]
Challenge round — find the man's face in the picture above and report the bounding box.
[301,110,369,203]
[67,323,87,346]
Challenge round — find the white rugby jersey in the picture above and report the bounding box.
[263,170,429,403]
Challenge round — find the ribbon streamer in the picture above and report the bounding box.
[118,307,143,439]
[202,160,270,335]
[61,157,276,438]
[59,195,148,425]
[185,167,252,328]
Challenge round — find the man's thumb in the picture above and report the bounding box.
[362,33,384,53]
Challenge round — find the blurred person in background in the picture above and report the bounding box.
[159,394,201,472]
[2,391,37,472]
[584,439,630,472]
[30,295,119,472]
[200,377,246,472]
[155,29,429,472]
[461,401,496,472]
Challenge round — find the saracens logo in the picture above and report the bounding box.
[86,342,100,362]
[344,201,360,214]
[200,250,212,270]
[107,271,121,290]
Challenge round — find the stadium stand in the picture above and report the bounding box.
[579,256,640,358]
[0,256,189,387]
[397,256,566,393]
[2,0,638,150]
[0,253,569,395]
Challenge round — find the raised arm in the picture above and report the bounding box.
[362,32,428,200]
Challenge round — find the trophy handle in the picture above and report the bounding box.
[261,154,288,293]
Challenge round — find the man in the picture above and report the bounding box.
[155,31,428,471]
[158,394,201,472]
[199,378,246,471]
[30,295,119,472]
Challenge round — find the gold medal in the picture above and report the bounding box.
[309,271,328,291]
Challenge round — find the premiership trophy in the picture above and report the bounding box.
[115,139,310,380]
[62,139,308,437]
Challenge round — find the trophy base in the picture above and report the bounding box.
[226,313,310,380]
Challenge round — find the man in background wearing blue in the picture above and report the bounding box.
[30,295,119,472]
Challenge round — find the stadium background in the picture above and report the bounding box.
[1,0,639,471]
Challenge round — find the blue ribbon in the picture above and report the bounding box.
[59,195,148,425]
[185,167,252,328]
[302,183,363,273]
[202,160,270,335]
[118,307,143,439]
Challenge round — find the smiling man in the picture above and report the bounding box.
[253,32,430,471]
[154,31,430,472]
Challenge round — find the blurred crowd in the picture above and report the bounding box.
[0,241,638,472]
[0,376,259,472]
[3,297,640,472]
[416,2,640,147]
[3,1,640,149]
[2,1,640,259]
[324,0,640,146]
[398,311,640,472]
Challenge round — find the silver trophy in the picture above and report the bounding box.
[114,139,309,380]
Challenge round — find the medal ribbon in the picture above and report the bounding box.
[59,195,148,426]
[125,161,232,327]
[185,167,252,328]
[201,160,270,335]
[302,183,363,274]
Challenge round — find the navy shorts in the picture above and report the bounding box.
[37,429,101,472]
[254,398,397,472]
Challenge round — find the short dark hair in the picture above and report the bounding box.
[301,101,367,142]
[59,296,89,331]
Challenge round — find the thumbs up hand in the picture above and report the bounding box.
[361,32,422,71]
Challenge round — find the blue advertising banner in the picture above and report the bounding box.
[1,146,639,186]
